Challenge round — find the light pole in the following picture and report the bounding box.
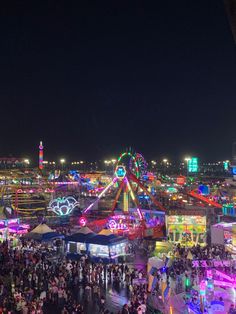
[24,159,30,169]
[111,159,116,172]
[162,159,168,173]
[60,158,66,170]
[184,157,191,183]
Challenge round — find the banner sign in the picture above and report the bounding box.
[192,260,234,268]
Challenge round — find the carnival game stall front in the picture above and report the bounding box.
[0,218,30,246]
[166,211,206,247]
[211,222,236,254]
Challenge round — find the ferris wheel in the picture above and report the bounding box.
[117,149,147,179]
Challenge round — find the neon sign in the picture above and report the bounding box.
[192,260,232,268]
[108,218,128,231]
[115,165,126,179]
[48,196,79,216]
[188,157,198,173]
[79,216,87,227]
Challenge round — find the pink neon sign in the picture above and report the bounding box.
[108,219,128,231]
[79,216,87,227]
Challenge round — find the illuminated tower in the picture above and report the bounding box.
[39,141,44,170]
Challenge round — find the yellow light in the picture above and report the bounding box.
[184,157,191,161]
[24,159,30,165]
[60,159,65,164]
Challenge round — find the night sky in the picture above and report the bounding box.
[1,1,236,162]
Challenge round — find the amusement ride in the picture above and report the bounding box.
[81,149,166,238]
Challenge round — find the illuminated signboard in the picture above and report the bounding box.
[223,161,229,171]
[115,165,126,179]
[222,204,235,216]
[48,196,79,216]
[188,157,198,173]
[167,215,206,225]
[198,185,209,196]
[107,215,130,231]
[232,167,236,175]
[79,216,87,227]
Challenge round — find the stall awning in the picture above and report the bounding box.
[24,231,64,241]
[87,234,126,246]
[65,232,95,243]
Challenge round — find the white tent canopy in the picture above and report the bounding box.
[148,257,165,270]
[77,226,93,234]
[31,224,54,234]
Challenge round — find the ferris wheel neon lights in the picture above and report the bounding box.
[82,151,166,221]
[117,150,147,179]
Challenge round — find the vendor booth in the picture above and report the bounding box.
[0,218,30,247]
[65,228,128,262]
[87,234,127,261]
[211,222,236,253]
[166,213,206,247]
[23,223,64,241]
[66,226,95,255]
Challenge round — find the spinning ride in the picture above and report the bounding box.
[82,151,166,238]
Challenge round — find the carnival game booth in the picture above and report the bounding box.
[166,210,207,247]
[23,223,64,242]
[0,218,30,247]
[211,222,236,254]
[65,226,96,257]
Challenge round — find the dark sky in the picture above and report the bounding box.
[0,0,236,162]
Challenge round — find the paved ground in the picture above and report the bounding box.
[82,247,149,313]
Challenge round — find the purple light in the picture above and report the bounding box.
[137,208,143,220]
[83,177,117,214]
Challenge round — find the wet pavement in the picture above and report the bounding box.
[44,247,150,314]
[80,247,149,313]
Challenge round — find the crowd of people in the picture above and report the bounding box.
[0,238,149,314]
[149,243,236,313]
[3,225,236,314]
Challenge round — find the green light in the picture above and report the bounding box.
[167,187,178,193]
[188,157,198,173]
[224,161,229,171]
[185,277,190,287]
